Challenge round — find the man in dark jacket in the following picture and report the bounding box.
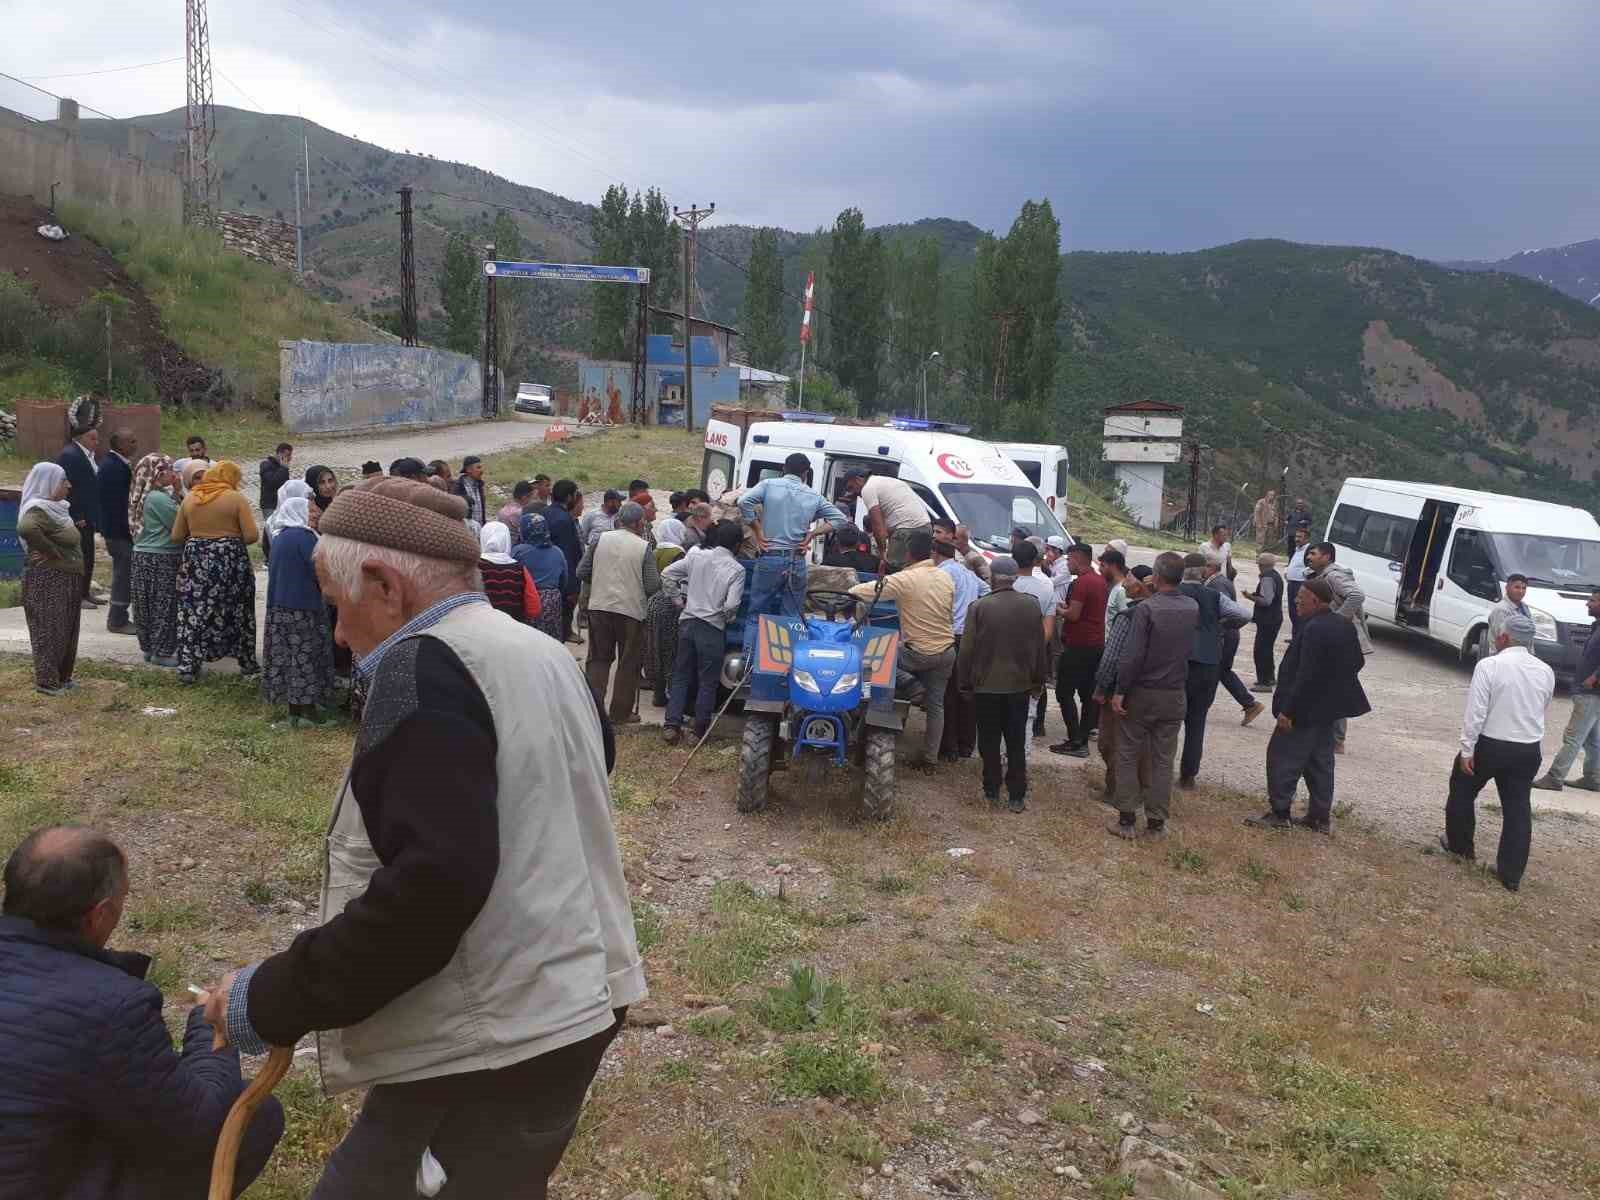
[0,825,283,1199]
[1246,578,1371,833]
[258,442,293,562]
[1178,554,1252,787]
[546,479,586,643]
[452,454,488,524]
[57,425,101,609]
[958,557,1050,812]
[96,429,137,633]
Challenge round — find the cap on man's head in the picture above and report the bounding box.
[461,455,482,470]
[1502,612,1537,642]
[1130,564,1154,581]
[1046,535,1067,551]
[989,555,1019,579]
[361,461,382,476]
[1302,577,1334,603]
[318,476,479,563]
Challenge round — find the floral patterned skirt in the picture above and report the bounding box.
[642,589,680,699]
[175,536,258,678]
[535,586,564,642]
[131,551,180,659]
[262,605,336,706]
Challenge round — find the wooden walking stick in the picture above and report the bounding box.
[208,1030,294,1200]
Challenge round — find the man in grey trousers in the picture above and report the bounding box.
[1534,588,1600,792]
[1109,552,1198,839]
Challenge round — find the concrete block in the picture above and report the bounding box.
[279,341,483,436]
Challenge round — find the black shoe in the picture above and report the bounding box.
[1568,776,1600,792]
[1142,819,1167,839]
[1245,811,1292,830]
[1108,817,1139,840]
[1050,741,1090,758]
[1492,868,1520,893]
[1007,797,1026,813]
[662,726,682,746]
[939,752,960,764]
[1251,682,1275,693]
[1293,815,1332,835]
[1437,834,1474,860]
[1177,775,1197,791]
[651,693,668,708]
[984,790,1001,808]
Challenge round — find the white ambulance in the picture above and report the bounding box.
[700,414,1070,555]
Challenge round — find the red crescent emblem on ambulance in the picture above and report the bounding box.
[937,453,975,479]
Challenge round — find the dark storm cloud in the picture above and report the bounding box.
[26,0,1600,258]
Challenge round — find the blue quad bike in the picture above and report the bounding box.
[732,590,908,820]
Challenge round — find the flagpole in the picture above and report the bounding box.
[797,271,814,411]
[797,336,808,410]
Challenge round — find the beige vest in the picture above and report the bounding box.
[317,602,647,1094]
[589,527,648,621]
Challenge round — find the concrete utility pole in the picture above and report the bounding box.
[1185,441,1202,542]
[672,203,715,432]
[293,169,303,274]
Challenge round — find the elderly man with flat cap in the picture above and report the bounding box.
[202,476,645,1199]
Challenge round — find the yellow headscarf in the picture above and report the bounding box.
[188,459,243,506]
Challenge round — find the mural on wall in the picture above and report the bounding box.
[279,341,483,435]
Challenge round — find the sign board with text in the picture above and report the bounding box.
[483,261,650,285]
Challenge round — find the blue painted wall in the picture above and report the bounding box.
[278,341,483,435]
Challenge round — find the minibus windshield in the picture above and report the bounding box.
[1487,532,1600,589]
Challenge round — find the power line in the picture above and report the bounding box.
[214,65,265,113]
[25,57,183,81]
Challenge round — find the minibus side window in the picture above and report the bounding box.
[1329,503,1367,549]
[1447,530,1499,601]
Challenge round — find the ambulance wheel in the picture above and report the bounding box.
[737,715,778,813]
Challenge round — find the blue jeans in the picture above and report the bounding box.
[744,552,808,655]
[667,617,725,732]
[1549,692,1600,781]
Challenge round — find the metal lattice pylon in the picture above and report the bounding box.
[184,0,217,225]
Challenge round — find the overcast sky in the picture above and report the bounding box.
[10,0,1600,260]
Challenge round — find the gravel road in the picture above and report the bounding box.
[293,412,569,475]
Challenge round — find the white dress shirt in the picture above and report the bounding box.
[1459,644,1554,757]
[1285,545,1309,582]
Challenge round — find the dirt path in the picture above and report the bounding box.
[291,411,575,475]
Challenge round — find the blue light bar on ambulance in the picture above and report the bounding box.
[886,417,972,434]
[778,411,837,424]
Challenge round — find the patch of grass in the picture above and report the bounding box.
[1240,855,1278,884]
[1283,891,1308,912]
[741,1128,839,1200]
[1382,1174,1448,1200]
[1049,1098,1095,1124]
[753,964,865,1035]
[249,1069,355,1200]
[1168,844,1209,873]
[880,972,1002,1060]
[479,426,701,496]
[632,898,664,955]
[126,898,207,934]
[871,871,913,895]
[775,1040,885,1102]
[686,1008,740,1040]
[1460,949,1543,989]
[0,579,19,609]
[681,881,810,991]
[1093,1173,1134,1199]
[655,1059,701,1085]
[145,954,183,997]
[0,761,72,851]
[243,878,275,906]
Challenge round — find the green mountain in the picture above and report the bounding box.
[1055,239,1600,514]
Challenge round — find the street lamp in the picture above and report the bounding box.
[921,350,942,419]
[1229,480,1251,544]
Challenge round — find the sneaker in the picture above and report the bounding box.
[1241,702,1265,727]
[662,726,682,746]
[1007,797,1026,813]
[1049,741,1089,758]
[1569,777,1600,792]
[1293,815,1332,835]
[1108,818,1139,840]
[34,685,64,697]
[1244,810,1292,830]
[107,624,137,636]
[1251,682,1275,694]
[1531,772,1565,791]
[60,681,78,691]
[80,598,101,610]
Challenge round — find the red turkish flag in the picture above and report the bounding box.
[799,271,815,345]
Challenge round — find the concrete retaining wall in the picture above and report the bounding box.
[0,105,182,224]
[279,341,482,435]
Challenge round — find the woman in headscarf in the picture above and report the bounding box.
[305,465,337,512]
[641,543,687,707]
[262,495,336,726]
[511,512,568,642]
[478,521,539,626]
[129,453,181,667]
[180,459,208,492]
[265,479,313,536]
[171,459,259,684]
[16,462,83,695]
